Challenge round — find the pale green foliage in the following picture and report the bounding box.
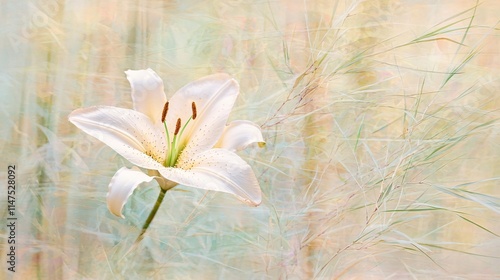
[1,0,499,279]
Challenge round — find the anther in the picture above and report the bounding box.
[191,102,197,120]
[161,101,169,123]
[174,118,181,135]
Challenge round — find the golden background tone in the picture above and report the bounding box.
[1,0,499,279]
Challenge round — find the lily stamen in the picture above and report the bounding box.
[168,118,182,166]
[167,102,197,167]
[192,102,197,120]
[161,101,169,123]
[174,118,181,135]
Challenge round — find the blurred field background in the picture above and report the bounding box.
[1,0,499,279]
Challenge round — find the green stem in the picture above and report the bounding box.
[135,187,167,243]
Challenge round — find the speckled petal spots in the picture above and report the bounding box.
[69,106,166,169]
[158,148,262,206]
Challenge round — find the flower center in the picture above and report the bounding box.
[161,101,197,167]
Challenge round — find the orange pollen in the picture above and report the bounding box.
[191,102,197,120]
[174,118,181,135]
[161,101,169,123]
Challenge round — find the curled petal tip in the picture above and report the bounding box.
[249,197,262,207]
[107,166,155,218]
[215,120,265,152]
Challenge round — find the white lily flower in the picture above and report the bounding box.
[69,69,264,239]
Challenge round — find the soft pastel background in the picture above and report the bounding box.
[1,0,499,279]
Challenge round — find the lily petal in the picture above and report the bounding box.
[107,166,156,218]
[125,68,166,123]
[215,120,265,152]
[69,106,166,169]
[167,74,239,163]
[158,148,262,206]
